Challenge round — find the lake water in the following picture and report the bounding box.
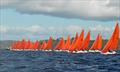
[0,49,120,72]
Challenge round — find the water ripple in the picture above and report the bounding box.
[0,49,120,72]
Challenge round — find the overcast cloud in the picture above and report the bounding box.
[0,0,119,21]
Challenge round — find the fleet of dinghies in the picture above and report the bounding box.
[10,22,119,54]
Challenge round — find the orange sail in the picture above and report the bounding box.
[68,32,79,51]
[43,42,47,50]
[24,40,31,50]
[80,31,90,51]
[89,34,102,51]
[101,37,113,53]
[97,35,102,50]
[72,32,79,45]
[45,36,53,50]
[119,27,120,38]
[69,30,84,52]
[16,40,22,50]
[69,32,78,50]
[21,39,26,50]
[77,30,84,51]
[62,35,71,50]
[101,22,119,53]
[29,41,34,50]
[23,40,27,50]
[55,37,65,50]
[41,41,47,50]
[33,40,39,50]
[89,34,100,50]
[60,38,65,50]
[110,22,119,50]
[40,41,44,50]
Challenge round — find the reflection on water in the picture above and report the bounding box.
[0,49,120,72]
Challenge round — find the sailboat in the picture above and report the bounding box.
[54,37,65,51]
[21,39,26,50]
[69,30,84,53]
[12,39,23,51]
[72,32,79,45]
[45,36,53,51]
[62,35,71,51]
[33,40,40,51]
[41,41,47,51]
[77,31,90,53]
[24,40,31,50]
[68,32,78,52]
[89,34,102,52]
[97,35,102,51]
[101,22,119,54]
[77,30,84,51]
[29,41,34,50]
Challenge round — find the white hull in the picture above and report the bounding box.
[76,51,88,53]
[89,50,100,52]
[44,50,52,52]
[9,48,117,55]
[100,51,116,55]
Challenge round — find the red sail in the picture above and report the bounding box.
[45,36,53,50]
[24,40,31,50]
[55,37,65,50]
[68,32,79,52]
[29,41,34,50]
[21,39,26,50]
[40,41,44,50]
[89,34,100,50]
[97,35,102,50]
[62,35,71,50]
[110,22,119,50]
[101,22,119,53]
[80,31,90,51]
[69,32,78,49]
[77,30,84,51]
[69,30,84,52]
[101,38,112,53]
[72,32,79,45]
[16,41,22,50]
[41,41,47,50]
[33,40,39,50]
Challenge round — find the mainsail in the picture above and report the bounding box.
[89,34,102,51]
[55,37,65,50]
[97,35,102,50]
[77,30,84,51]
[41,41,47,50]
[33,40,39,50]
[29,42,34,50]
[24,40,31,50]
[62,35,71,50]
[90,34,100,50]
[45,36,53,50]
[80,31,90,51]
[101,22,119,53]
[69,32,79,51]
[69,31,84,52]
